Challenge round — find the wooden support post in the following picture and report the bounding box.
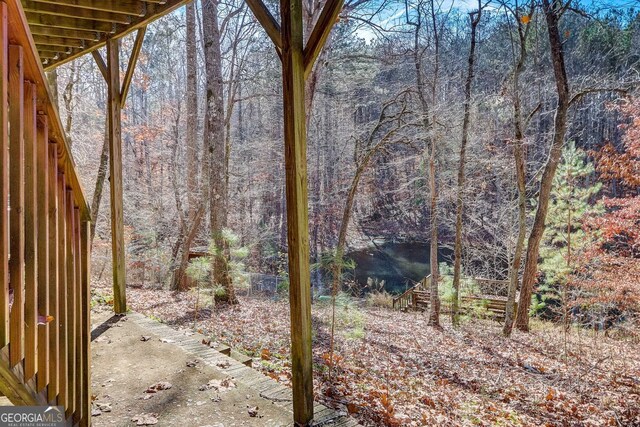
[280,0,313,424]
[106,38,126,314]
[8,44,25,369]
[24,81,38,382]
[0,1,9,348]
[245,0,344,423]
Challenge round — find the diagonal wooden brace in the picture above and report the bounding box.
[120,27,146,107]
[245,0,282,50]
[303,0,343,78]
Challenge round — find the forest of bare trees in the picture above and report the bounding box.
[37,0,640,424]
[52,0,639,331]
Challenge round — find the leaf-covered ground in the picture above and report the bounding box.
[99,285,640,426]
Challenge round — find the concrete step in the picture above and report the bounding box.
[215,344,231,356]
[230,349,253,367]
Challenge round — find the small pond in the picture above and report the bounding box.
[346,242,453,294]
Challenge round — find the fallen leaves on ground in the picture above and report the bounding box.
[131,413,158,426]
[145,382,173,393]
[94,402,111,413]
[199,377,236,392]
[247,406,260,417]
[108,287,640,426]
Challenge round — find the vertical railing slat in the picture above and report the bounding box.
[36,117,49,392]
[8,44,25,369]
[0,2,9,348]
[74,207,82,423]
[24,81,38,382]
[65,189,75,418]
[57,173,67,411]
[47,142,58,404]
[80,220,90,427]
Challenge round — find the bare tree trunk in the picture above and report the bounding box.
[515,0,570,332]
[90,118,110,244]
[410,3,442,326]
[168,0,201,291]
[503,137,527,335]
[503,2,535,337]
[46,69,59,105]
[186,1,199,217]
[62,62,76,142]
[452,3,482,326]
[427,1,441,327]
[202,0,237,304]
[172,207,205,290]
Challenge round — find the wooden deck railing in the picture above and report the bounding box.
[0,0,91,425]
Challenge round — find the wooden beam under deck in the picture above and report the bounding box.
[32,35,85,48]
[36,44,73,54]
[23,1,133,24]
[37,51,58,60]
[26,12,116,33]
[29,25,99,41]
[29,0,146,16]
[39,0,191,69]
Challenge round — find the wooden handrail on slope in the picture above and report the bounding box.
[392,275,430,311]
[0,0,91,425]
[392,275,514,321]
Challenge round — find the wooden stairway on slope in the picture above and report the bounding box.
[392,275,516,322]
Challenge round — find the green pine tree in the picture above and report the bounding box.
[533,142,602,315]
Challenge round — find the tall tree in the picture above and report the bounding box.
[90,123,110,244]
[62,62,77,141]
[171,1,202,291]
[452,1,482,326]
[503,0,536,337]
[515,0,571,331]
[411,0,443,327]
[537,142,601,316]
[186,2,200,218]
[202,0,237,303]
